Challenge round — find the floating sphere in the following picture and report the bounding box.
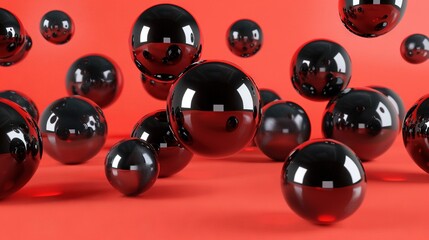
[291,39,351,101]
[0,8,32,66]
[167,61,261,158]
[226,19,263,57]
[255,101,311,161]
[131,110,193,177]
[0,90,39,121]
[260,88,281,107]
[39,96,107,164]
[339,0,407,37]
[0,99,42,199]
[281,139,366,224]
[105,138,159,196]
[66,54,123,108]
[40,10,74,44]
[368,86,405,126]
[403,94,429,173]
[322,87,399,161]
[130,4,202,100]
[400,33,429,64]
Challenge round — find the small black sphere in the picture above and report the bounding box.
[260,88,281,107]
[40,10,74,44]
[227,19,263,57]
[400,33,429,64]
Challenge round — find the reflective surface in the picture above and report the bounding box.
[131,110,193,177]
[322,87,399,161]
[39,96,107,164]
[130,4,202,100]
[167,61,261,158]
[281,139,366,224]
[255,101,311,161]
[400,33,429,64]
[339,0,407,37]
[0,8,32,66]
[66,55,123,108]
[227,19,262,57]
[291,39,351,101]
[39,10,74,44]
[260,88,281,107]
[0,90,39,121]
[402,94,429,174]
[369,85,405,128]
[105,138,159,196]
[0,99,42,199]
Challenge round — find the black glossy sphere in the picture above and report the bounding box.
[291,39,352,101]
[402,94,429,174]
[131,110,193,177]
[281,139,366,224]
[260,88,281,107]
[0,99,42,199]
[66,55,123,108]
[0,8,32,66]
[40,10,74,44]
[255,101,311,161]
[105,138,159,196]
[167,61,261,158]
[0,90,39,121]
[227,19,263,57]
[130,4,202,100]
[322,87,399,161]
[368,86,405,126]
[339,0,407,37]
[400,34,429,64]
[39,96,107,164]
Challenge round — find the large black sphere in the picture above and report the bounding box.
[291,39,351,101]
[255,101,311,161]
[339,0,407,37]
[281,139,366,224]
[39,96,107,164]
[167,60,261,158]
[105,138,159,196]
[0,90,39,121]
[402,94,429,174]
[66,54,123,108]
[226,19,263,57]
[400,33,429,64]
[0,8,32,66]
[130,4,202,100]
[322,87,399,161]
[131,110,193,177]
[40,10,74,44]
[0,99,42,199]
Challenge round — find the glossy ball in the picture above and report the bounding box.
[0,8,32,66]
[130,4,202,100]
[255,101,311,161]
[402,94,429,174]
[0,99,42,199]
[281,139,366,224]
[0,90,39,121]
[400,34,429,64]
[291,39,352,101]
[322,87,399,161]
[132,110,193,177]
[368,86,405,126]
[39,96,107,164]
[66,55,123,108]
[227,19,263,57]
[339,0,407,37]
[167,61,261,158]
[105,138,159,196]
[40,10,74,44]
[260,88,281,107]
